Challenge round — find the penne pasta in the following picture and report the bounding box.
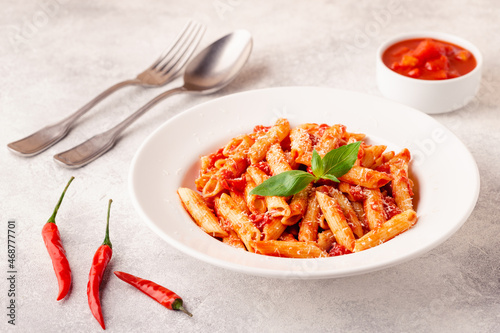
[339,166,392,189]
[177,188,228,238]
[315,124,346,157]
[248,118,290,164]
[315,191,355,252]
[263,216,287,241]
[250,240,328,258]
[316,230,336,252]
[230,190,249,214]
[222,134,254,157]
[290,127,314,166]
[351,201,367,230]
[266,143,292,175]
[247,166,291,218]
[282,183,312,226]
[298,191,321,242]
[338,182,365,202]
[327,188,364,238]
[222,230,247,250]
[278,232,297,242]
[363,188,387,230]
[354,209,418,252]
[202,153,248,198]
[244,176,267,214]
[215,193,261,252]
[360,144,388,169]
[387,149,414,211]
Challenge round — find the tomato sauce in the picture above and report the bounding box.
[382,38,476,80]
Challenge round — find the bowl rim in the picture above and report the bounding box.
[377,31,483,84]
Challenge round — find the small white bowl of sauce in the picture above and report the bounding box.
[376,31,482,114]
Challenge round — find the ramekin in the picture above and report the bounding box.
[376,31,483,114]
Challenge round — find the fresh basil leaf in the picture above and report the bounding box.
[320,173,340,183]
[322,141,361,178]
[311,149,323,178]
[250,170,316,197]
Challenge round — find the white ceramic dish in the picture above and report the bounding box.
[129,87,480,279]
[376,31,482,114]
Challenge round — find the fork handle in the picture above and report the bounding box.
[53,86,186,168]
[7,79,141,156]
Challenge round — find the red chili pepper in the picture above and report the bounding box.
[87,199,113,330]
[114,271,193,317]
[42,176,74,301]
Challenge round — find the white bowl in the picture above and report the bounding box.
[129,87,480,279]
[376,31,482,114]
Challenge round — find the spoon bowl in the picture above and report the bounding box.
[184,30,253,93]
[53,30,253,168]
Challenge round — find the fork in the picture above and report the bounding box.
[7,21,205,156]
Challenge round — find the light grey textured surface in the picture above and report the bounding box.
[1,0,499,332]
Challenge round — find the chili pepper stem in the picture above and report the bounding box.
[172,298,193,317]
[102,199,112,248]
[47,176,75,223]
[178,306,193,317]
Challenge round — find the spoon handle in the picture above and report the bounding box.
[7,79,141,156]
[53,86,186,168]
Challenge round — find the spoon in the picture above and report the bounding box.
[53,30,253,168]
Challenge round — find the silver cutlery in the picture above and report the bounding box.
[53,30,253,168]
[7,21,205,156]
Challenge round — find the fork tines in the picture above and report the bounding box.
[151,21,206,77]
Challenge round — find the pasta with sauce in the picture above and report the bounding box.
[177,118,417,259]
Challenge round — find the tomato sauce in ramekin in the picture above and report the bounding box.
[382,38,476,80]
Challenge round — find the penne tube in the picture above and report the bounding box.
[354,209,418,252]
[247,166,291,218]
[339,166,392,189]
[266,143,292,175]
[244,176,267,214]
[215,194,261,252]
[222,230,246,250]
[338,182,365,202]
[278,232,297,242]
[390,162,413,211]
[266,196,292,218]
[387,149,414,211]
[282,183,312,226]
[343,131,366,142]
[386,148,411,165]
[382,151,395,164]
[263,216,287,240]
[195,172,213,193]
[351,201,367,230]
[328,188,364,238]
[363,188,386,230]
[298,192,321,242]
[315,192,355,252]
[200,148,225,173]
[230,190,250,214]
[315,124,346,157]
[316,229,336,252]
[290,127,313,165]
[222,134,254,157]
[202,153,248,198]
[177,188,228,238]
[360,144,387,169]
[318,215,328,230]
[250,240,328,258]
[248,118,290,164]
[284,150,299,170]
